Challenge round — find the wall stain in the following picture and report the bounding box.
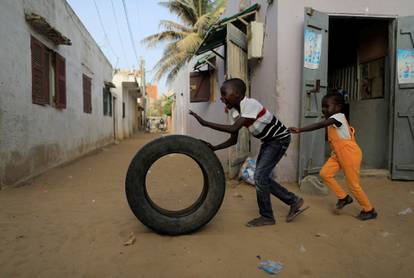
[1,136,113,188]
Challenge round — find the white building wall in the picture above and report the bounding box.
[123,91,137,137]
[170,54,230,168]
[112,70,140,140]
[0,0,114,187]
[168,0,414,181]
[170,66,190,135]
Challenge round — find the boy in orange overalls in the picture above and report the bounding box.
[289,92,377,220]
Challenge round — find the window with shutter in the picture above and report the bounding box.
[31,36,49,105]
[55,53,66,109]
[190,70,211,102]
[109,94,112,117]
[103,88,108,116]
[88,79,92,113]
[83,74,92,113]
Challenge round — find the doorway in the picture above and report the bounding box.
[300,8,414,181]
[113,96,117,140]
[327,17,393,170]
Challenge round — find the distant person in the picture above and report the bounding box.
[289,92,377,220]
[146,119,151,133]
[159,118,166,131]
[190,78,308,227]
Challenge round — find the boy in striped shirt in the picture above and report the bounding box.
[190,78,307,227]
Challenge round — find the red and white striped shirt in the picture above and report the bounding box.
[230,97,290,141]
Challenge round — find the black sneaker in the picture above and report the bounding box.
[246,216,275,227]
[336,195,353,210]
[357,209,378,221]
[286,198,309,222]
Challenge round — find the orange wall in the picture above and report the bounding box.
[146,84,158,100]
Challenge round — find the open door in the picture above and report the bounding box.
[298,8,329,180]
[392,16,414,180]
[226,23,250,178]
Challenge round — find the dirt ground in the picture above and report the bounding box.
[1,133,414,278]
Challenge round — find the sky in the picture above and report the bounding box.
[67,0,180,95]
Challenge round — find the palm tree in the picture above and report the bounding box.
[142,0,226,83]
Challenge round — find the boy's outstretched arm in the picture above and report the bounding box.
[289,118,338,133]
[189,110,246,134]
[204,133,238,151]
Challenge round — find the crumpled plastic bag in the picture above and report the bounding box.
[258,260,284,275]
[239,156,257,185]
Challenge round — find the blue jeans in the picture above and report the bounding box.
[254,136,298,219]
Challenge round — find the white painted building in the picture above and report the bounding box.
[0,0,115,188]
[171,0,414,181]
[112,70,144,140]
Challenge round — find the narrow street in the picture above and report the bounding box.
[1,133,414,278]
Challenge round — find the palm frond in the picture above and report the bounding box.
[159,20,194,33]
[210,0,227,20]
[194,0,226,35]
[144,0,228,83]
[176,32,202,54]
[159,0,198,26]
[153,50,188,81]
[141,31,186,48]
[166,57,189,83]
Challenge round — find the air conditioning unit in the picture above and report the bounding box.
[247,21,264,60]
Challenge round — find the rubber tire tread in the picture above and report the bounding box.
[125,135,225,235]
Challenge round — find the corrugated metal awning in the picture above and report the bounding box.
[104,81,116,88]
[195,4,260,56]
[25,12,71,45]
[193,53,217,71]
[218,3,260,25]
[196,25,226,56]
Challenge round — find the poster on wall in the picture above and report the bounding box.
[304,29,322,70]
[397,48,414,84]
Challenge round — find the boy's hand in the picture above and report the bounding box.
[288,127,301,134]
[189,110,206,126]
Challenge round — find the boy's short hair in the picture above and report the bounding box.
[323,91,344,106]
[221,78,246,96]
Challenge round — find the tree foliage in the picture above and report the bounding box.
[142,0,226,83]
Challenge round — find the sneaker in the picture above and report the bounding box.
[357,209,378,221]
[336,195,353,210]
[246,216,275,227]
[286,198,309,222]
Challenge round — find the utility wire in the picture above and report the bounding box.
[121,0,140,67]
[110,0,130,68]
[92,0,118,64]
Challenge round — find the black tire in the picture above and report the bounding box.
[125,135,226,235]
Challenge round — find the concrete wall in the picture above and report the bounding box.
[125,89,138,135]
[0,0,114,187]
[170,66,190,135]
[170,53,230,168]
[112,70,140,140]
[275,0,414,180]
